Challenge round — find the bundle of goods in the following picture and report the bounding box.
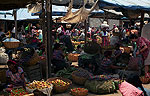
[3,38,20,49]
[72,68,92,85]
[19,48,40,66]
[26,80,53,96]
[89,75,112,81]
[84,42,100,54]
[0,47,9,64]
[9,88,28,96]
[140,76,150,84]
[85,80,116,94]
[55,67,77,79]
[47,77,72,93]
[68,53,80,62]
[70,88,88,96]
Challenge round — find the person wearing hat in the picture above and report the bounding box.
[100,21,110,46]
[6,60,26,88]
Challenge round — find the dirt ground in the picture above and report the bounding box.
[53,84,150,96]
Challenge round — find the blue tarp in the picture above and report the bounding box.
[0,8,39,20]
[99,0,150,11]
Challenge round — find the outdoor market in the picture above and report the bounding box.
[1,0,150,96]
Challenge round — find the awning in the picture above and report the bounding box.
[99,0,150,11]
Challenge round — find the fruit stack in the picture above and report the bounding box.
[47,78,72,93]
[70,88,88,96]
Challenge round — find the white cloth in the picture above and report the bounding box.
[57,27,62,34]
[101,31,109,36]
[11,27,15,33]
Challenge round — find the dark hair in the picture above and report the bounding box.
[131,26,139,31]
[54,43,61,50]
[77,45,81,49]
[104,51,112,57]
[126,74,148,96]
[129,34,138,39]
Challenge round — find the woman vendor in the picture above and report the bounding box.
[6,60,26,88]
[130,34,150,78]
[100,21,110,46]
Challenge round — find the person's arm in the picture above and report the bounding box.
[20,73,26,87]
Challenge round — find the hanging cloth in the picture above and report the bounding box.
[60,0,99,23]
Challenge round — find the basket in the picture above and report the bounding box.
[120,47,131,53]
[47,77,72,93]
[72,71,87,85]
[27,52,40,66]
[70,88,88,96]
[140,76,150,84]
[3,42,20,49]
[68,53,80,62]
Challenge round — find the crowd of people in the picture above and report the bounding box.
[1,20,150,95]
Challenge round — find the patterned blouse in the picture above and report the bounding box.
[6,67,24,83]
[136,37,150,60]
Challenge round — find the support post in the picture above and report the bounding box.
[14,9,17,39]
[46,0,52,78]
[140,12,144,36]
[42,0,46,44]
[84,20,87,44]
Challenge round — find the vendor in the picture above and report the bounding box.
[6,60,26,88]
[100,21,110,46]
[129,34,150,78]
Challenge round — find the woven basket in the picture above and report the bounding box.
[72,71,87,85]
[47,77,72,93]
[68,54,80,62]
[3,42,20,49]
[27,52,40,66]
[70,88,88,96]
[140,76,150,84]
[0,70,6,83]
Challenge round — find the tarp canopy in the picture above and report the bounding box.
[0,8,39,20]
[99,0,150,11]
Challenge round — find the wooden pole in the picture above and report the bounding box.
[46,0,52,78]
[14,9,18,39]
[140,12,144,37]
[42,0,46,44]
[84,20,87,44]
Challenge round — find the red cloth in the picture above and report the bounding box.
[119,81,143,96]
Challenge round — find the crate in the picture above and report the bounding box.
[24,63,42,82]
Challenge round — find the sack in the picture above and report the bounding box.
[128,56,142,71]
[119,81,143,96]
[84,80,116,94]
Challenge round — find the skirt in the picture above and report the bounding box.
[144,51,150,65]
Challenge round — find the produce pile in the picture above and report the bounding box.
[55,67,77,79]
[73,68,92,78]
[10,88,28,96]
[49,79,70,87]
[26,80,52,90]
[70,88,88,96]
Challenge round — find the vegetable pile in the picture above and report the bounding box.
[70,88,88,96]
[10,88,27,96]
[55,67,77,79]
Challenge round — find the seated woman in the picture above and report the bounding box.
[6,60,26,88]
[52,43,69,73]
[99,51,122,75]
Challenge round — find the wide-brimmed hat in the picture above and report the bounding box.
[101,21,109,28]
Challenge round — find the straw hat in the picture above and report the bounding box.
[101,21,109,28]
